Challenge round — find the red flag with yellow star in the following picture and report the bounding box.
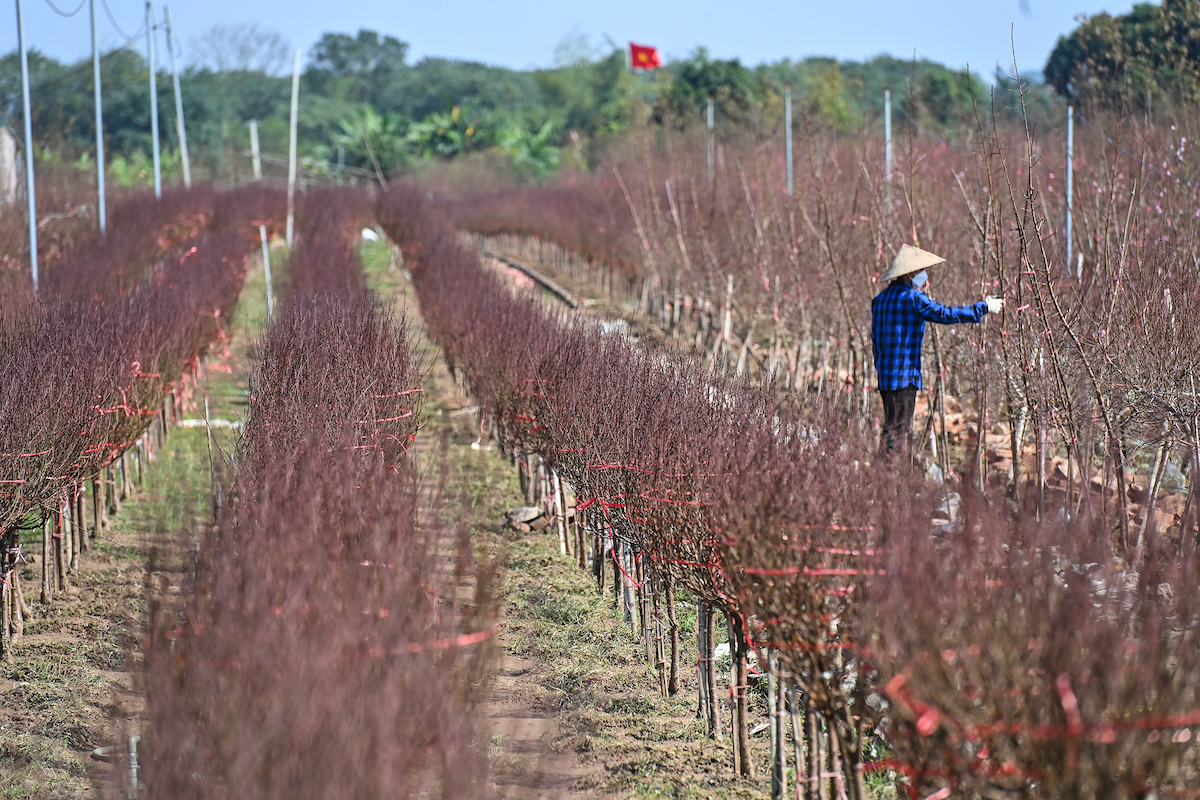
[629,43,661,70]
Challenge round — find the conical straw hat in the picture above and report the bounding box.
[880,244,946,283]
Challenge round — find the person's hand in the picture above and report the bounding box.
[985,296,1005,314]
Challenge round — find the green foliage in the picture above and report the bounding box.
[0,25,1068,184]
[756,55,995,137]
[655,48,757,125]
[1046,0,1200,111]
[500,119,560,180]
[332,103,410,175]
[807,63,853,132]
[305,29,409,105]
[376,57,543,123]
[0,47,63,125]
[107,148,181,187]
[533,49,636,136]
[405,105,476,159]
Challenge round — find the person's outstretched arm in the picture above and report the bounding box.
[911,291,989,325]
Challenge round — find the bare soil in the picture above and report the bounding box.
[364,239,780,799]
[2,233,782,800]
[0,242,276,799]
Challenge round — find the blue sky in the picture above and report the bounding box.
[6,0,1139,78]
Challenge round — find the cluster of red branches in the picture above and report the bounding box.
[448,106,1200,555]
[0,166,102,294]
[139,186,496,799]
[380,178,1200,799]
[0,186,285,654]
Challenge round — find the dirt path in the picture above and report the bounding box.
[0,239,277,799]
[363,238,768,800]
[363,239,601,798]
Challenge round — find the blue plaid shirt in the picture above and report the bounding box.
[871,281,988,390]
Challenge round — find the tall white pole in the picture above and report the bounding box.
[784,84,793,197]
[884,89,893,186]
[146,0,161,198]
[248,119,261,179]
[1066,104,1074,279]
[260,225,274,319]
[164,5,190,187]
[285,47,300,247]
[16,0,37,292]
[90,0,106,233]
[706,96,714,189]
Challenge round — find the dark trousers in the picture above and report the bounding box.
[880,385,918,456]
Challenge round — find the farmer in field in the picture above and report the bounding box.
[871,244,1003,456]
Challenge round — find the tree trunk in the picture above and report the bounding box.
[769,651,786,800]
[75,485,87,556]
[828,723,848,800]
[120,450,131,502]
[830,712,867,800]
[789,687,807,800]
[93,473,106,533]
[729,611,754,777]
[12,567,27,637]
[652,574,667,696]
[808,699,825,800]
[708,604,723,740]
[665,576,680,695]
[55,502,67,593]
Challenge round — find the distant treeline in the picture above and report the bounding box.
[1046,0,1200,114]
[0,27,1072,184]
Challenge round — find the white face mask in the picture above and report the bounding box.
[911,270,928,289]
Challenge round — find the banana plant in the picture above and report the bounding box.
[499,119,560,179]
[404,105,476,158]
[333,104,408,177]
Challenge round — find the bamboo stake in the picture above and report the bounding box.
[652,575,667,696]
[13,567,30,626]
[1,576,10,664]
[729,614,742,774]
[698,601,710,728]
[11,566,24,639]
[41,516,51,604]
[552,469,567,555]
[60,493,73,582]
[665,576,679,695]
